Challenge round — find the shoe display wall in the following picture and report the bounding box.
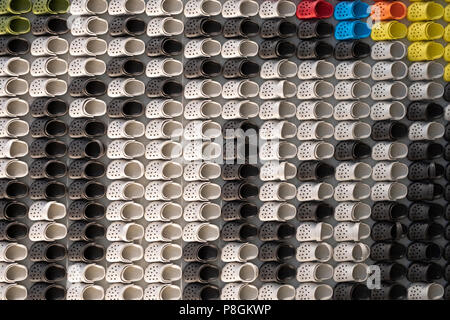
[0,0,448,301]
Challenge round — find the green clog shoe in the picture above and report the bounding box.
[0,0,32,14]
[32,0,69,14]
[0,16,30,35]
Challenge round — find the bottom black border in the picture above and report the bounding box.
[2,300,447,319]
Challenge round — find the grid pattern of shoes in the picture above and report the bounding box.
[0,0,448,300]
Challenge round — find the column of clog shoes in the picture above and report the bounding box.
[331,2,373,300]
[405,89,446,299]
[407,2,444,62]
[258,0,307,302]
[446,92,450,299]
[103,0,148,301]
[369,0,409,301]
[144,0,184,301]
[405,0,447,301]
[27,0,70,301]
[256,0,297,301]
[442,0,450,106]
[66,0,107,301]
[406,103,447,300]
[4,0,450,300]
[221,1,262,301]
[295,0,335,301]
[182,0,224,301]
[406,110,446,302]
[332,0,370,64]
[446,97,450,299]
[0,0,31,301]
[442,2,450,82]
